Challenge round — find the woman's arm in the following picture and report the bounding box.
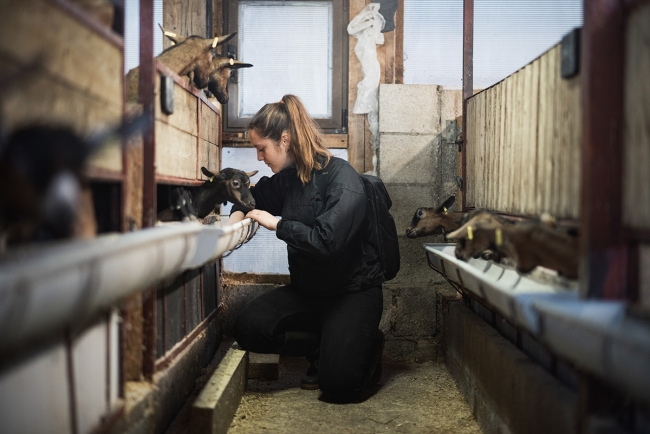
[276,164,366,259]
[226,210,245,226]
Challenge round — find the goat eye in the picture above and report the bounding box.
[417,209,424,218]
[232,180,240,188]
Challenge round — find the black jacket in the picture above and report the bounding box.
[232,156,383,296]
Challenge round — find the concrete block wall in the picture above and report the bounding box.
[377,84,463,362]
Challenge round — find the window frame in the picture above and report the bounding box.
[224,0,348,133]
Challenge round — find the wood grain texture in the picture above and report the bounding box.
[0,0,123,175]
[465,43,580,218]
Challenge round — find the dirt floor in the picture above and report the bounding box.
[167,340,482,434]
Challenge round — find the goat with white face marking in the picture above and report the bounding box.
[406,196,464,239]
[446,209,515,262]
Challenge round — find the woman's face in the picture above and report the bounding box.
[249,129,293,174]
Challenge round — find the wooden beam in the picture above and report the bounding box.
[580,0,629,299]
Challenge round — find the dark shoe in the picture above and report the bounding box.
[368,330,385,386]
[301,359,320,390]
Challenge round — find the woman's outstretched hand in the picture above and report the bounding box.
[246,209,279,231]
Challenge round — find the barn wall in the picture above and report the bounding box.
[465,44,582,219]
[0,0,124,175]
[377,84,462,362]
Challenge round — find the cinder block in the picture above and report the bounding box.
[248,352,279,380]
[377,134,439,184]
[379,84,442,134]
[190,346,248,434]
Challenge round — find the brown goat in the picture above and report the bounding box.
[448,212,579,279]
[406,196,464,239]
[126,32,252,104]
[446,209,515,262]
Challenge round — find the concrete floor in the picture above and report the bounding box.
[167,340,482,434]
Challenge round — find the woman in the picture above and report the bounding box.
[228,94,385,403]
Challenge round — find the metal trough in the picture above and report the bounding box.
[0,219,258,353]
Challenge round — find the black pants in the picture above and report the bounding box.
[234,284,383,402]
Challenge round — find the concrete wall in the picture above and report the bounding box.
[377,84,463,362]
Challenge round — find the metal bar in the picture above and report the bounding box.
[155,175,204,186]
[461,0,474,212]
[142,287,157,381]
[141,0,156,229]
[155,308,219,372]
[580,0,629,299]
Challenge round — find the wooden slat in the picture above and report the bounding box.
[200,102,220,144]
[348,0,368,173]
[623,3,650,229]
[155,121,198,179]
[163,0,208,47]
[199,139,220,174]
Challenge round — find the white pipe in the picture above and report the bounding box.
[423,242,650,405]
[0,219,258,353]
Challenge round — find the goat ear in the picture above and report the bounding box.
[246,170,258,177]
[201,166,216,179]
[436,195,455,214]
[204,32,237,50]
[158,23,185,45]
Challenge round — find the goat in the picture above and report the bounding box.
[157,187,198,222]
[126,32,252,104]
[447,211,579,278]
[0,115,148,247]
[406,196,464,239]
[446,209,516,262]
[157,167,258,223]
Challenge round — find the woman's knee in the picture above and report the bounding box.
[318,368,364,403]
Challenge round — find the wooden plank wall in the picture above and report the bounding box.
[163,0,208,45]
[0,0,123,176]
[623,3,650,231]
[466,44,581,219]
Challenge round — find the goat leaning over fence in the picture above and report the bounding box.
[157,167,258,223]
[406,196,464,239]
[447,211,579,279]
[446,209,516,262]
[126,29,253,104]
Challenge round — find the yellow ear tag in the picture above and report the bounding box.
[467,226,473,240]
[209,176,214,182]
[212,36,219,48]
[495,228,503,246]
[443,207,448,214]
[229,58,234,66]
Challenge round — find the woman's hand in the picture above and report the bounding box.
[226,211,245,226]
[246,209,279,231]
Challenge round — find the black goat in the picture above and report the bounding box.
[0,116,148,247]
[157,167,258,223]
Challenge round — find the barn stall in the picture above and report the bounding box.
[0,0,649,434]
[0,1,256,433]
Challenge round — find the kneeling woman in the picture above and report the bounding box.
[228,94,384,403]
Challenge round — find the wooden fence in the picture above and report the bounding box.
[465,44,582,219]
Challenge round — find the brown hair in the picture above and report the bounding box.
[248,94,331,184]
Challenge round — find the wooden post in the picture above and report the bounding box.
[461,0,474,212]
[579,0,629,299]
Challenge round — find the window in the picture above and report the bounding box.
[224,0,348,132]
[404,0,583,89]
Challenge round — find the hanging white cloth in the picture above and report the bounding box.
[347,3,386,175]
